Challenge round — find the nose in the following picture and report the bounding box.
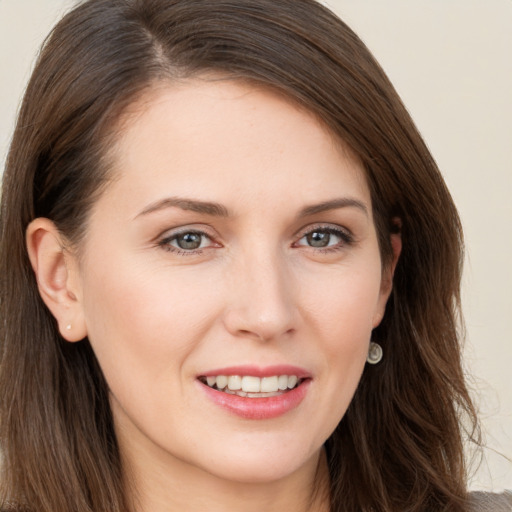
[222,248,297,343]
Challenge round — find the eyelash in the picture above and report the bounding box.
[294,225,354,253]
[158,225,354,256]
[158,229,215,256]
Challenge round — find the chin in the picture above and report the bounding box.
[196,436,321,485]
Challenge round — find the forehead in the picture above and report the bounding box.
[101,79,370,216]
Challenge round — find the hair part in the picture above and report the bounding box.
[0,1,479,511]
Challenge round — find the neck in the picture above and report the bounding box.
[121,435,330,512]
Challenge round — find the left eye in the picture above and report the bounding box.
[297,228,346,248]
[164,231,212,251]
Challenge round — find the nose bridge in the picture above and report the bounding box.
[224,240,296,341]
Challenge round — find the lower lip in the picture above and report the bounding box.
[198,380,311,420]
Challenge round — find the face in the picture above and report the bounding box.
[71,80,394,485]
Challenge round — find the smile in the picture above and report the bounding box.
[199,375,302,397]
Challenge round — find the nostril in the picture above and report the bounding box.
[237,327,295,343]
[222,296,297,342]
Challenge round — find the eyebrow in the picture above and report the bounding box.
[135,196,368,219]
[298,198,369,218]
[135,197,230,218]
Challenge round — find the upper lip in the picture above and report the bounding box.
[198,365,311,379]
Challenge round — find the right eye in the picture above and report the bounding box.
[294,225,353,252]
[159,230,215,254]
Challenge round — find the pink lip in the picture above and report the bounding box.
[197,365,311,420]
[199,365,311,379]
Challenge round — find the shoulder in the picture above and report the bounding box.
[468,491,512,511]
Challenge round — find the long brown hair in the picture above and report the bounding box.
[0,0,479,510]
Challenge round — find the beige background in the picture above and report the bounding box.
[1,0,511,491]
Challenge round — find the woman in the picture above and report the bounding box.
[0,0,508,511]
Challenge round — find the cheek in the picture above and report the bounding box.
[300,260,383,343]
[79,254,223,390]
[298,261,382,419]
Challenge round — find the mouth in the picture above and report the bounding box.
[198,374,304,398]
[197,365,311,419]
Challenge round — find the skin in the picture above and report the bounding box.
[27,79,400,512]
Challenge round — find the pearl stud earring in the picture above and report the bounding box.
[366,341,383,365]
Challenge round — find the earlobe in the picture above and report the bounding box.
[26,218,87,342]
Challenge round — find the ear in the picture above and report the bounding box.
[26,218,87,342]
[372,222,402,328]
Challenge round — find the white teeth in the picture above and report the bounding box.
[246,391,281,398]
[216,375,228,390]
[287,375,298,389]
[242,376,260,393]
[227,375,242,390]
[260,376,279,393]
[203,374,302,394]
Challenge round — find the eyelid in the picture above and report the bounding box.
[156,225,222,253]
[156,223,217,241]
[293,223,354,249]
[294,222,353,240]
